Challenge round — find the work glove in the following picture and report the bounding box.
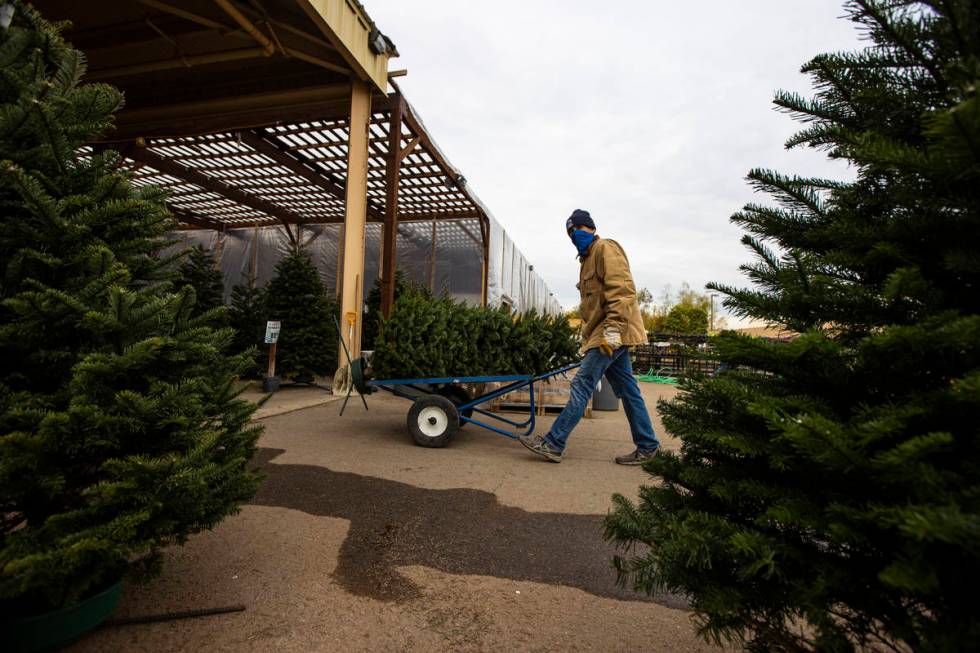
[599,327,622,357]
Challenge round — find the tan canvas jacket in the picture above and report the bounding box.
[577,237,648,352]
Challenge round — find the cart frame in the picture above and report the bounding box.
[367,362,581,441]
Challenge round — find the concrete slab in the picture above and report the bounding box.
[239,382,341,420]
[68,504,720,653]
[259,382,681,515]
[67,379,724,652]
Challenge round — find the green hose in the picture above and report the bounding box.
[636,368,678,384]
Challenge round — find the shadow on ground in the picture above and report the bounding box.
[250,448,686,609]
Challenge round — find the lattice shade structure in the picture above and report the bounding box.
[124,96,484,224]
[38,0,563,342]
[118,92,493,309]
[129,131,349,229]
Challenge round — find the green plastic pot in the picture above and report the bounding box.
[2,580,122,653]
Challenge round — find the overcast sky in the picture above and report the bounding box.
[365,1,864,320]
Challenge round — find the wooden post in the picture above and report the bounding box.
[380,94,404,317]
[335,223,345,299]
[250,226,259,280]
[429,221,437,293]
[262,319,281,392]
[480,217,490,306]
[338,80,372,359]
[213,224,225,271]
[267,342,277,378]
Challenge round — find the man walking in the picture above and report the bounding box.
[519,209,660,464]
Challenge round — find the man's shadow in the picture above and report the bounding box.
[250,448,685,608]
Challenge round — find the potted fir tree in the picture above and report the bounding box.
[0,3,261,649]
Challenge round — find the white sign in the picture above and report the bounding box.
[264,321,281,344]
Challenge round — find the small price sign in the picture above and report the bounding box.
[264,320,281,344]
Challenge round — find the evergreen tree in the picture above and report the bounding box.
[361,270,428,351]
[0,2,261,614]
[606,2,980,651]
[176,244,225,320]
[228,274,266,377]
[264,250,338,380]
[372,291,578,379]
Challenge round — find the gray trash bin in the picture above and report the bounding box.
[592,375,620,411]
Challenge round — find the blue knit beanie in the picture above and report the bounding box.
[565,209,596,232]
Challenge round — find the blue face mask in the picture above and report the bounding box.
[570,228,596,257]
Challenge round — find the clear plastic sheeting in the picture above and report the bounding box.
[485,215,562,315]
[168,211,561,314]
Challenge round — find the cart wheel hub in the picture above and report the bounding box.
[417,406,448,437]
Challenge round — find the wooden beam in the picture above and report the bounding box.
[295,0,390,92]
[174,218,280,230]
[213,0,276,55]
[401,102,467,190]
[380,94,404,317]
[238,129,385,222]
[210,0,350,75]
[480,216,490,306]
[127,143,300,246]
[281,47,351,75]
[173,214,487,230]
[397,209,484,221]
[103,84,353,141]
[136,0,231,32]
[135,0,350,75]
[338,80,372,357]
[86,48,268,80]
[398,136,420,161]
[170,207,226,230]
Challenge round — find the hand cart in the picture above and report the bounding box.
[333,317,580,447]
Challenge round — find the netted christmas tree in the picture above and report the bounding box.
[176,244,225,320]
[0,1,261,615]
[264,250,338,380]
[372,289,577,378]
[605,2,980,652]
[361,270,429,351]
[228,274,267,377]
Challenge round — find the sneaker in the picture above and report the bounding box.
[615,448,659,466]
[519,434,563,463]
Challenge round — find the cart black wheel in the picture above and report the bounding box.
[407,395,459,448]
[437,386,474,424]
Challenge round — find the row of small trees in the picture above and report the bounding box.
[0,1,261,619]
[175,245,338,381]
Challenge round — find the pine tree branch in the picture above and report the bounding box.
[929,0,966,54]
[774,91,847,125]
[747,169,828,217]
[854,0,947,95]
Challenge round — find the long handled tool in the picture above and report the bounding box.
[334,315,368,416]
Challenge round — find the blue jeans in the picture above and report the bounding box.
[545,346,660,453]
